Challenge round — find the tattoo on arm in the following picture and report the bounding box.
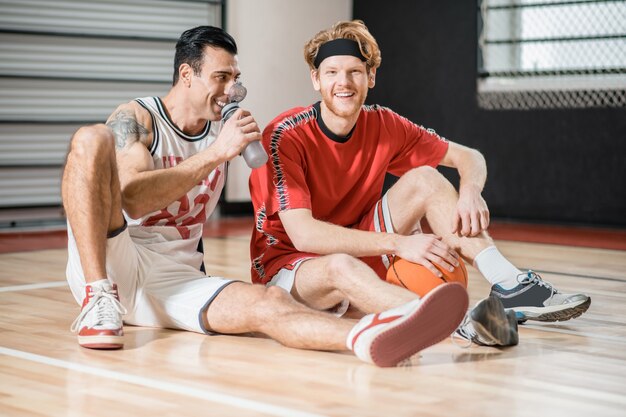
[106,110,149,149]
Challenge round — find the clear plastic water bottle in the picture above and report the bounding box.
[220,82,268,169]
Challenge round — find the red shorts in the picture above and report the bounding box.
[271,193,395,282]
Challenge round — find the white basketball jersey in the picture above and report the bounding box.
[126,96,226,269]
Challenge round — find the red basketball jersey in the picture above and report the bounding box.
[249,102,449,283]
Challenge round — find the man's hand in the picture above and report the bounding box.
[211,108,262,161]
[394,233,460,278]
[451,184,490,237]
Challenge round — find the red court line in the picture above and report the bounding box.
[419,220,626,251]
[0,230,69,254]
[0,217,624,254]
[487,222,626,251]
[202,217,254,238]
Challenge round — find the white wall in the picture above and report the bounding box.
[224,0,352,202]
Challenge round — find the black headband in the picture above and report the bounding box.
[313,38,366,68]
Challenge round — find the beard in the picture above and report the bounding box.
[320,89,367,119]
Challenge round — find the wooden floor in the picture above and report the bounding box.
[1,229,626,416]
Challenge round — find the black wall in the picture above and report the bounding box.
[354,1,626,227]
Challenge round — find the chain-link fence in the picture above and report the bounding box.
[477,0,626,109]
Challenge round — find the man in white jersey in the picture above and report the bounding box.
[62,25,470,368]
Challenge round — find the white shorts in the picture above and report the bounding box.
[66,223,236,334]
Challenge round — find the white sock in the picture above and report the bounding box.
[473,246,522,289]
[87,279,111,289]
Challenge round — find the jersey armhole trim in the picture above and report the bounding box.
[135,98,160,155]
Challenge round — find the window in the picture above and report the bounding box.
[477,0,626,109]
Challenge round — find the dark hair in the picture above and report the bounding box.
[173,26,238,85]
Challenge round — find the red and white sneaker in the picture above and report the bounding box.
[347,282,469,367]
[70,280,127,349]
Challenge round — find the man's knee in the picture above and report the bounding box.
[264,284,292,301]
[401,166,451,196]
[406,165,448,186]
[249,285,294,319]
[324,254,365,284]
[69,124,115,160]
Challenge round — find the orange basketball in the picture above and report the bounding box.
[386,257,468,297]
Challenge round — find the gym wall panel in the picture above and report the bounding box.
[223,0,353,203]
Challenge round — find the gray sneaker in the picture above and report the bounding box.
[454,295,519,347]
[490,271,591,323]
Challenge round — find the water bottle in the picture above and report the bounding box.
[220,83,268,169]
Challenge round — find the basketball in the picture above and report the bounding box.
[386,257,468,297]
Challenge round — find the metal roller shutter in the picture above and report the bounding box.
[0,78,170,122]
[0,0,221,39]
[0,0,223,211]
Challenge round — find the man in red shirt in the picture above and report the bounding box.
[249,20,590,346]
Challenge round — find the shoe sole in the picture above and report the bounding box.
[470,296,519,346]
[368,282,469,367]
[78,334,124,350]
[514,297,591,323]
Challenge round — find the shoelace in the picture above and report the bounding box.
[70,287,127,332]
[517,270,557,299]
[450,314,474,349]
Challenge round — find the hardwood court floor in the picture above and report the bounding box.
[1,224,625,416]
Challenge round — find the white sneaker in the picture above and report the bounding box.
[70,279,127,349]
[347,282,468,367]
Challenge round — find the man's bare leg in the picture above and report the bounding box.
[63,124,127,349]
[207,283,353,350]
[291,254,417,313]
[205,282,468,366]
[62,124,125,281]
[385,166,493,262]
[384,167,521,346]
